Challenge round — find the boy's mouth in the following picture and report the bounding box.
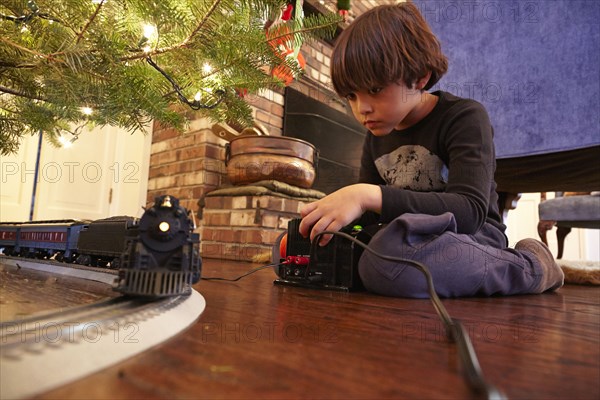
[364,120,380,129]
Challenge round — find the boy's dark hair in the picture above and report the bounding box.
[331,2,448,95]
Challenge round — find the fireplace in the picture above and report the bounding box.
[283,87,367,194]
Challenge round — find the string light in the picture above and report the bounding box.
[80,106,93,116]
[56,125,83,148]
[142,24,157,40]
[0,0,61,24]
[146,56,225,111]
[139,23,158,53]
[58,134,77,148]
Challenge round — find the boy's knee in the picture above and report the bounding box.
[358,257,430,298]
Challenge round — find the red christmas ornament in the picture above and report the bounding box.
[337,0,350,21]
[281,3,294,21]
[235,88,248,98]
[271,49,306,86]
[266,23,306,86]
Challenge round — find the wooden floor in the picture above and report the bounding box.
[18,258,600,399]
[0,263,118,320]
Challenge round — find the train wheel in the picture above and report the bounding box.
[110,258,120,269]
[66,252,77,263]
[55,252,64,262]
[76,254,91,265]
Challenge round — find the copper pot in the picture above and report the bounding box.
[225,136,318,188]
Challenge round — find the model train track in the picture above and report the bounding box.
[0,254,119,275]
[0,294,187,357]
[0,254,120,288]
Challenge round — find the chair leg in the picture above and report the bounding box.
[556,226,572,260]
[537,220,555,247]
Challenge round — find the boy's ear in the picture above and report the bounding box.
[414,71,433,90]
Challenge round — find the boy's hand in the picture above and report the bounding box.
[299,184,382,246]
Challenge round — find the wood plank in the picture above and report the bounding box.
[22,258,600,399]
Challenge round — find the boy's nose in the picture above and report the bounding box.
[356,98,372,114]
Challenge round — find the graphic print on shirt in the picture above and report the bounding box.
[374,145,448,191]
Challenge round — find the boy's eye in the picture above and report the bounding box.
[368,87,383,95]
[345,93,357,101]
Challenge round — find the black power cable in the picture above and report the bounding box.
[201,264,278,282]
[146,56,226,111]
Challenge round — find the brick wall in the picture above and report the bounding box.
[147,118,227,213]
[201,194,313,262]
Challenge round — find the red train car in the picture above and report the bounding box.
[0,220,89,261]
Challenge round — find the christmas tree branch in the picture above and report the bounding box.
[0,36,44,58]
[76,0,106,44]
[183,0,223,46]
[120,46,181,62]
[121,17,337,65]
[120,0,225,63]
[0,61,36,69]
[0,84,45,101]
[1,37,87,72]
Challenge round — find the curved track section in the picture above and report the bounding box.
[0,255,118,285]
[0,258,206,399]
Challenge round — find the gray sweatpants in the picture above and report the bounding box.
[358,213,544,298]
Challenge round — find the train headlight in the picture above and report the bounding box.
[158,222,170,232]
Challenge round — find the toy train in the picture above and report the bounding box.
[0,195,201,297]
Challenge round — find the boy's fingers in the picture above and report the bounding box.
[318,233,333,246]
[315,220,344,246]
[299,201,318,217]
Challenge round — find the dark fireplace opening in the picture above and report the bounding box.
[283,87,367,194]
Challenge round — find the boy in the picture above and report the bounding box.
[298,3,563,298]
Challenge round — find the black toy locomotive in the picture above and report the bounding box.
[0,195,201,297]
[116,195,201,297]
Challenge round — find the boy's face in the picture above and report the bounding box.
[345,81,432,136]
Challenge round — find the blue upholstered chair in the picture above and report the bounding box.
[538,193,600,259]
